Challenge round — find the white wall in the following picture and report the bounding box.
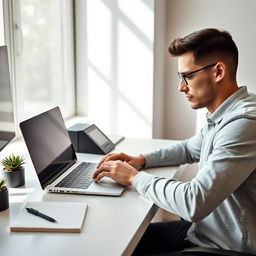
[160,0,256,140]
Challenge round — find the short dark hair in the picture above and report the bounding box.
[168,28,238,80]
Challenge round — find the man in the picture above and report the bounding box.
[93,28,256,255]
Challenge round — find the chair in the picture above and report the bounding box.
[182,247,256,256]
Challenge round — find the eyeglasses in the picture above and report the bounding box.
[177,63,217,85]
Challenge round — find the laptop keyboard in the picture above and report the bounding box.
[55,162,97,189]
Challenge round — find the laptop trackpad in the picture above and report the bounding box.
[86,177,125,195]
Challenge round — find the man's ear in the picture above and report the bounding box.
[215,62,225,82]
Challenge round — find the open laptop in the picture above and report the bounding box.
[20,107,125,196]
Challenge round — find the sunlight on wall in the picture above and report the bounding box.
[118,21,153,137]
[88,66,112,131]
[87,0,112,80]
[86,0,154,138]
[118,0,154,40]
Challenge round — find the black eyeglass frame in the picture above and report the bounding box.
[177,63,217,85]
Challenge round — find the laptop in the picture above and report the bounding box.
[20,107,125,196]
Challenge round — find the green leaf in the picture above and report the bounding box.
[0,179,6,189]
[0,154,25,170]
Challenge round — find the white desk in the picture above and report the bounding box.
[0,138,182,256]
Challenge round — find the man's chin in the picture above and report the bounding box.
[190,103,204,110]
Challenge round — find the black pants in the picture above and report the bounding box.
[132,220,196,256]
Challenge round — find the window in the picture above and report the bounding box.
[3,0,75,123]
[3,0,155,139]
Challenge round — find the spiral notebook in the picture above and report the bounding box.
[10,201,87,233]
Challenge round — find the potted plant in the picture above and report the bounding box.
[1,154,25,188]
[0,179,9,211]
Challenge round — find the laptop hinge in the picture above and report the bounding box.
[42,161,76,189]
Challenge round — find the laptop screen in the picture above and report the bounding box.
[20,107,76,188]
[0,46,15,151]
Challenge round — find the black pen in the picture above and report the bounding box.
[26,207,57,223]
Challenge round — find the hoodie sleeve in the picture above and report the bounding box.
[132,118,256,222]
[143,129,203,168]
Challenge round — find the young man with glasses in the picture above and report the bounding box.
[93,28,256,255]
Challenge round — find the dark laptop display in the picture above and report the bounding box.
[20,107,76,189]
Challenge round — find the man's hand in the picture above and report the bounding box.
[97,152,145,169]
[93,160,139,186]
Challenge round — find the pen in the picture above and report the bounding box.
[26,207,57,223]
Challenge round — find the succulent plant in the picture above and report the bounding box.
[0,154,25,172]
[0,179,7,192]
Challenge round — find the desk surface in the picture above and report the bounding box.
[0,138,182,256]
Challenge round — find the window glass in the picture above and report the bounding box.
[19,0,74,119]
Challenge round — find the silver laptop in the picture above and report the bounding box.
[20,107,125,196]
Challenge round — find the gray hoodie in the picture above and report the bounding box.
[132,86,256,254]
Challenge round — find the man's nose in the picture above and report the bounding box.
[178,80,189,92]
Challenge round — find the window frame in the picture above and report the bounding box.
[2,0,75,136]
